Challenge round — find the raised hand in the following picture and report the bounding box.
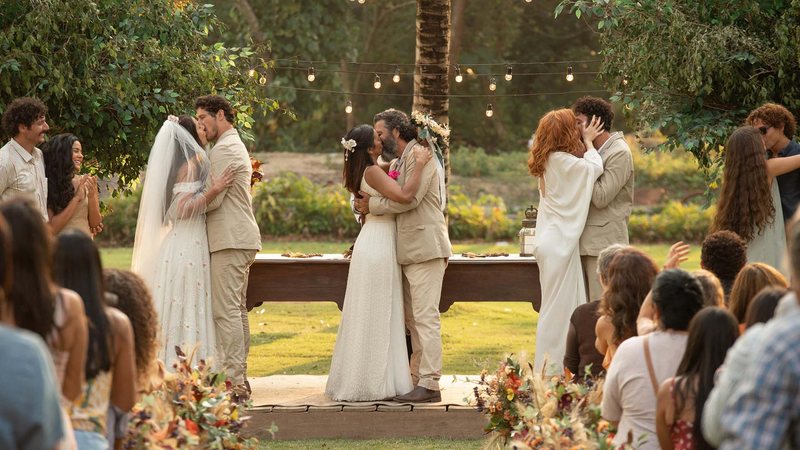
[664,241,691,270]
[410,146,433,167]
[581,115,604,149]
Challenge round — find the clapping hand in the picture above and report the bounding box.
[581,115,604,150]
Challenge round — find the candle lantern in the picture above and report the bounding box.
[518,205,538,257]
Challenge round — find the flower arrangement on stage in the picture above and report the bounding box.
[473,353,616,449]
[125,346,268,449]
[411,111,450,165]
[251,156,265,187]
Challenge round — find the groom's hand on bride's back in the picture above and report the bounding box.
[354,192,371,215]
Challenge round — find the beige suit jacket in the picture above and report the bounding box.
[579,132,634,256]
[369,140,452,265]
[206,129,261,253]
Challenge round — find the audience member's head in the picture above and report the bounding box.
[674,307,740,450]
[651,269,705,331]
[746,102,797,145]
[53,230,112,379]
[596,243,630,288]
[700,230,747,299]
[42,133,79,215]
[744,286,788,329]
[104,269,158,386]
[728,262,787,324]
[0,215,11,317]
[0,197,55,339]
[600,247,659,343]
[572,96,614,133]
[1,97,48,141]
[692,269,725,307]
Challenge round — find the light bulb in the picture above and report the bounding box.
[566,66,574,82]
[373,74,381,89]
[485,103,494,118]
[307,67,315,82]
[454,65,463,83]
[358,0,365,3]
[525,0,533,2]
[489,76,497,91]
[248,69,256,78]
[392,66,400,83]
[345,99,353,114]
[259,76,267,85]
[504,65,513,81]
[622,77,629,86]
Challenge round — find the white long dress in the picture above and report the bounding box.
[325,179,413,401]
[533,149,603,374]
[151,181,216,367]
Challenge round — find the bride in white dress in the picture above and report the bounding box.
[528,109,604,374]
[131,116,232,367]
[326,124,431,401]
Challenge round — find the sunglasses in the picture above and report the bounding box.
[758,126,770,135]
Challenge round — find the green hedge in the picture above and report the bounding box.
[96,174,714,246]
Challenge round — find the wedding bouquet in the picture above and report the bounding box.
[474,353,616,449]
[124,347,265,449]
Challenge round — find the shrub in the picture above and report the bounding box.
[628,201,714,243]
[96,183,142,247]
[446,186,518,240]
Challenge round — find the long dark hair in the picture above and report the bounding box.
[342,124,376,195]
[43,133,78,214]
[599,248,659,343]
[54,230,112,379]
[711,126,775,241]
[0,198,55,339]
[744,286,787,328]
[674,307,739,450]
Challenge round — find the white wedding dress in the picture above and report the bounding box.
[325,178,413,401]
[533,149,603,374]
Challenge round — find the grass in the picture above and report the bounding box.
[99,240,701,376]
[258,438,483,449]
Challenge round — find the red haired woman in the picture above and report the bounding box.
[528,109,604,374]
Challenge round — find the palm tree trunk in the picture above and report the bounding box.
[413,0,451,192]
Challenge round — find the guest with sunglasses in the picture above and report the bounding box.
[747,103,800,224]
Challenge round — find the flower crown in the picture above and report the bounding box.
[341,137,357,161]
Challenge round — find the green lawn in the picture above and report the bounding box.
[99,240,701,376]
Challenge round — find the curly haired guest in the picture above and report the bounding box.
[572,96,634,302]
[43,133,103,236]
[692,269,725,307]
[0,97,50,219]
[710,126,800,277]
[699,230,747,302]
[746,103,800,222]
[727,262,787,327]
[594,247,659,369]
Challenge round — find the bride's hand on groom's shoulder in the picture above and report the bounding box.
[210,167,235,193]
[411,146,432,166]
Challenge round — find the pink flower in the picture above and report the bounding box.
[388,170,400,180]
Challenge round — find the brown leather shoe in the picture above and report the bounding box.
[393,386,441,403]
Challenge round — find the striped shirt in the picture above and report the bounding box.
[0,138,48,219]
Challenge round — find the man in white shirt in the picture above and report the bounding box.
[0,97,50,219]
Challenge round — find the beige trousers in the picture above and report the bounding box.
[580,255,603,302]
[402,258,446,391]
[211,248,257,386]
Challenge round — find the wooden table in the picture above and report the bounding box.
[246,254,541,312]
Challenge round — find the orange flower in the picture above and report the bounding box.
[185,418,200,435]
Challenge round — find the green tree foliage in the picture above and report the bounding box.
[556,0,800,168]
[0,0,277,187]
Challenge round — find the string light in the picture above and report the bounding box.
[525,0,533,3]
[345,99,353,114]
[248,69,256,78]
[392,66,401,83]
[485,103,494,118]
[622,76,629,86]
[505,65,513,81]
[489,76,497,91]
[358,0,365,3]
[454,65,463,83]
[307,67,316,82]
[373,73,381,89]
[259,75,267,85]
[566,66,574,82]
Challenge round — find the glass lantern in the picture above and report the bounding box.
[518,205,538,257]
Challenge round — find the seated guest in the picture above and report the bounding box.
[714,216,800,449]
[602,269,704,450]
[744,286,787,329]
[656,307,739,450]
[564,243,628,380]
[699,231,747,303]
[692,269,725,307]
[595,247,659,369]
[727,262,786,327]
[53,230,136,449]
[0,213,65,450]
[103,269,159,450]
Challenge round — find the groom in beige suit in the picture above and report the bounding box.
[195,95,262,401]
[355,109,452,403]
[572,97,634,301]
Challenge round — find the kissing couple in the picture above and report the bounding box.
[325,108,452,403]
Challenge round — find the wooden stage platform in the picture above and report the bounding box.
[242,375,486,441]
[246,253,541,312]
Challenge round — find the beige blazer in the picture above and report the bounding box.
[206,128,261,253]
[369,140,452,265]
[579,132,634,256]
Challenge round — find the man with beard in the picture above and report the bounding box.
[354,108,452,403]
[0,97,50,219]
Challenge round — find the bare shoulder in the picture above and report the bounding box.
[59,288,86,317]
[106,307,134,340]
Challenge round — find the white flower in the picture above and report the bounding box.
[340,138,357,152]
